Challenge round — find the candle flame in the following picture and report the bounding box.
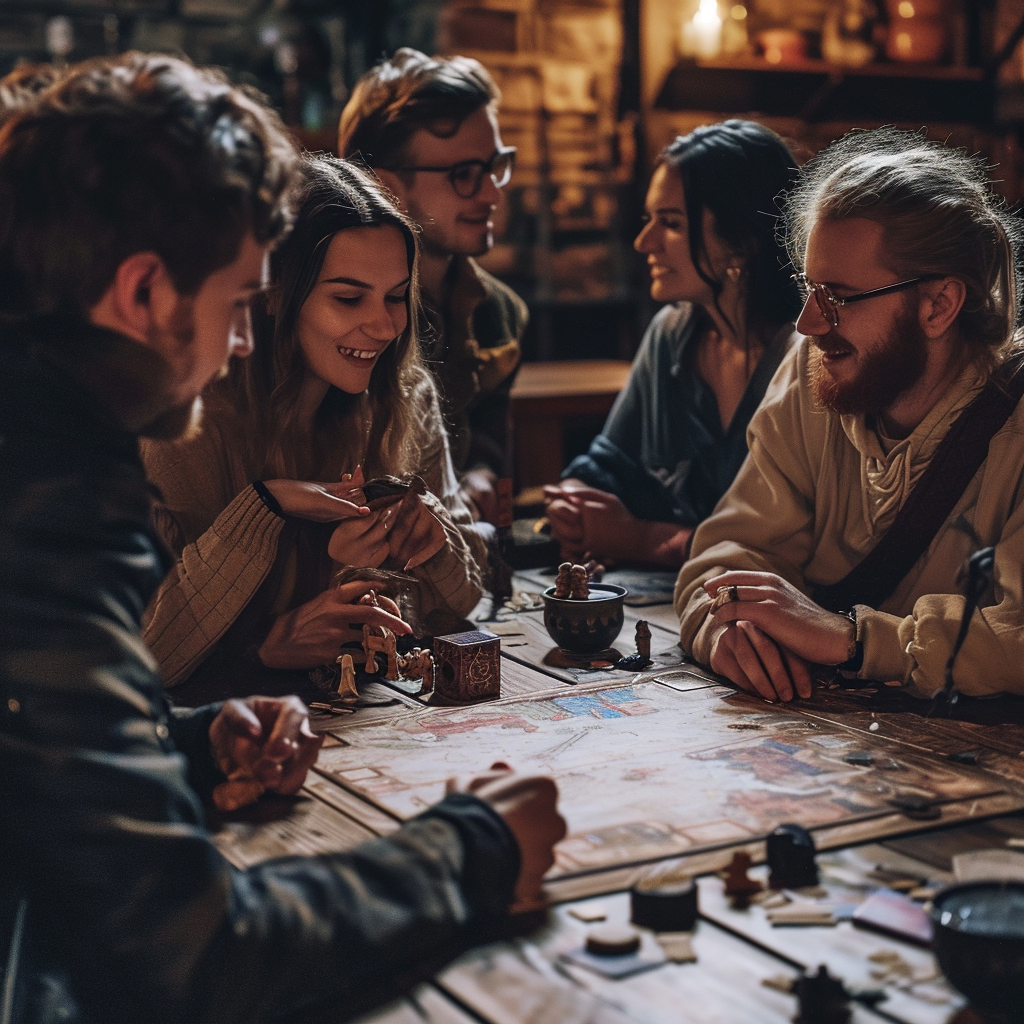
[695,0,722,26]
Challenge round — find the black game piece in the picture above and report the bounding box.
[794,965,851,1024]
[615,653,650,672]
[843,751,874,766]
[889,794,941,821]
[767,823,819,889]
[631,878,699,932]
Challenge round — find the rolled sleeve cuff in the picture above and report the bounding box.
[857,606,915,686]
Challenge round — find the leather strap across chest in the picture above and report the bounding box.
[815,352,1024,613]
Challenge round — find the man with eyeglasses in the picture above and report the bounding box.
[674,128,1024,702]
[339,48,526,525]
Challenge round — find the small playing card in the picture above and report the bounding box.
[560,944,667,979]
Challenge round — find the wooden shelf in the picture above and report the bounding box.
[689,56,985,82]
[655,57,992,123]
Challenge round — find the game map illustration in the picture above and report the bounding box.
[314,681,1016,883]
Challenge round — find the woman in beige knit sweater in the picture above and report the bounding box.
[142,156,486,700]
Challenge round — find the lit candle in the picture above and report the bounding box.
[683,0,723,60]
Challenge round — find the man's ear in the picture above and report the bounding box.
[920,277,967,339]
[88,252,178,344]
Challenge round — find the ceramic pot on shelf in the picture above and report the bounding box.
[821,0,882,68]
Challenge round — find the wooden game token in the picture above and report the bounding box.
[585,924,641,956]
[631,878,698,932]
[568,903,608,923]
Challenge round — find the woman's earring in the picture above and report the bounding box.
[726,265,743,282]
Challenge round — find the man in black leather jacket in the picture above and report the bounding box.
[0,54,564,1024]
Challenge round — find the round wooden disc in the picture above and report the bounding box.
[585,924,641,956]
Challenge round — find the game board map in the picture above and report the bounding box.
[313,680,1024,898]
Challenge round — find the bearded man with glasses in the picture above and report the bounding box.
[339,49,526,525]
[674,128,1024,703]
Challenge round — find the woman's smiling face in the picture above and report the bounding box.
[297,224,411,393]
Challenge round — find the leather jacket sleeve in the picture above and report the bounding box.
[1,422,520,1024]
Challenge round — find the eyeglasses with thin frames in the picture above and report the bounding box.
[385,146,517,199]
[792,272,939,328]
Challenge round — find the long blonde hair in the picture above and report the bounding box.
[210,154,436,480]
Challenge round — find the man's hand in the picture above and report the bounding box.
[386,492,447,570]
[704,570,855,666]
[461,467,499,524]
[707,620,814,703]
[209,696,323,811]
[262,475,370,522]
[258,580,411,669]
[449,766,566,915]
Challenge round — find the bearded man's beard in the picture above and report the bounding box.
[812,302,928,416]
[140,297,206,441]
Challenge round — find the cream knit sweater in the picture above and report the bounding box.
[141,386,485,688]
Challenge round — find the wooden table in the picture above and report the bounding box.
[510,360,631,490]
[212,572,1024,1024]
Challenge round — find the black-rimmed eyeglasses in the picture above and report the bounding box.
[386,146,516,198]
[792,272,939,328]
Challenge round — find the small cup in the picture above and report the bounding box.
[542,583,627,655]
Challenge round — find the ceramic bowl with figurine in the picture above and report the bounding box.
[542,583,627,655]
[930,881,1024,1022]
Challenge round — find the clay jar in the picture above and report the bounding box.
[884,0,947,63]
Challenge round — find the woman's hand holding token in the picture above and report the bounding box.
[386,492,447,570]
[258,580,410,670]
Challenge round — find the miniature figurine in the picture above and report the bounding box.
[334,653,358,703]
[362,623,398,679]
[636,620,651,661]
[553,562,573,598]
[722,850,763,909]
[398,647,434,695]
[569,563,589,600]
[794,965,851,1024]
[419,650,434,695]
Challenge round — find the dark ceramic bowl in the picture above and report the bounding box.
[931,881,1024,1023]
[542,583,627,655]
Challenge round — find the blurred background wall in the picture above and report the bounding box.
[3,0,1024,370]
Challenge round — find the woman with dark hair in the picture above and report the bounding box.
[545,119,801,567]
[141,155,486,698]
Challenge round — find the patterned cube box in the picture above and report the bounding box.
[432,631,501,703]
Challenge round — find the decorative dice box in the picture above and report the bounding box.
[432,631,500,703]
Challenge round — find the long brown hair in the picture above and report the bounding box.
[213,154,435,480]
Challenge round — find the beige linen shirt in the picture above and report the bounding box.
[675,338,1024,698]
